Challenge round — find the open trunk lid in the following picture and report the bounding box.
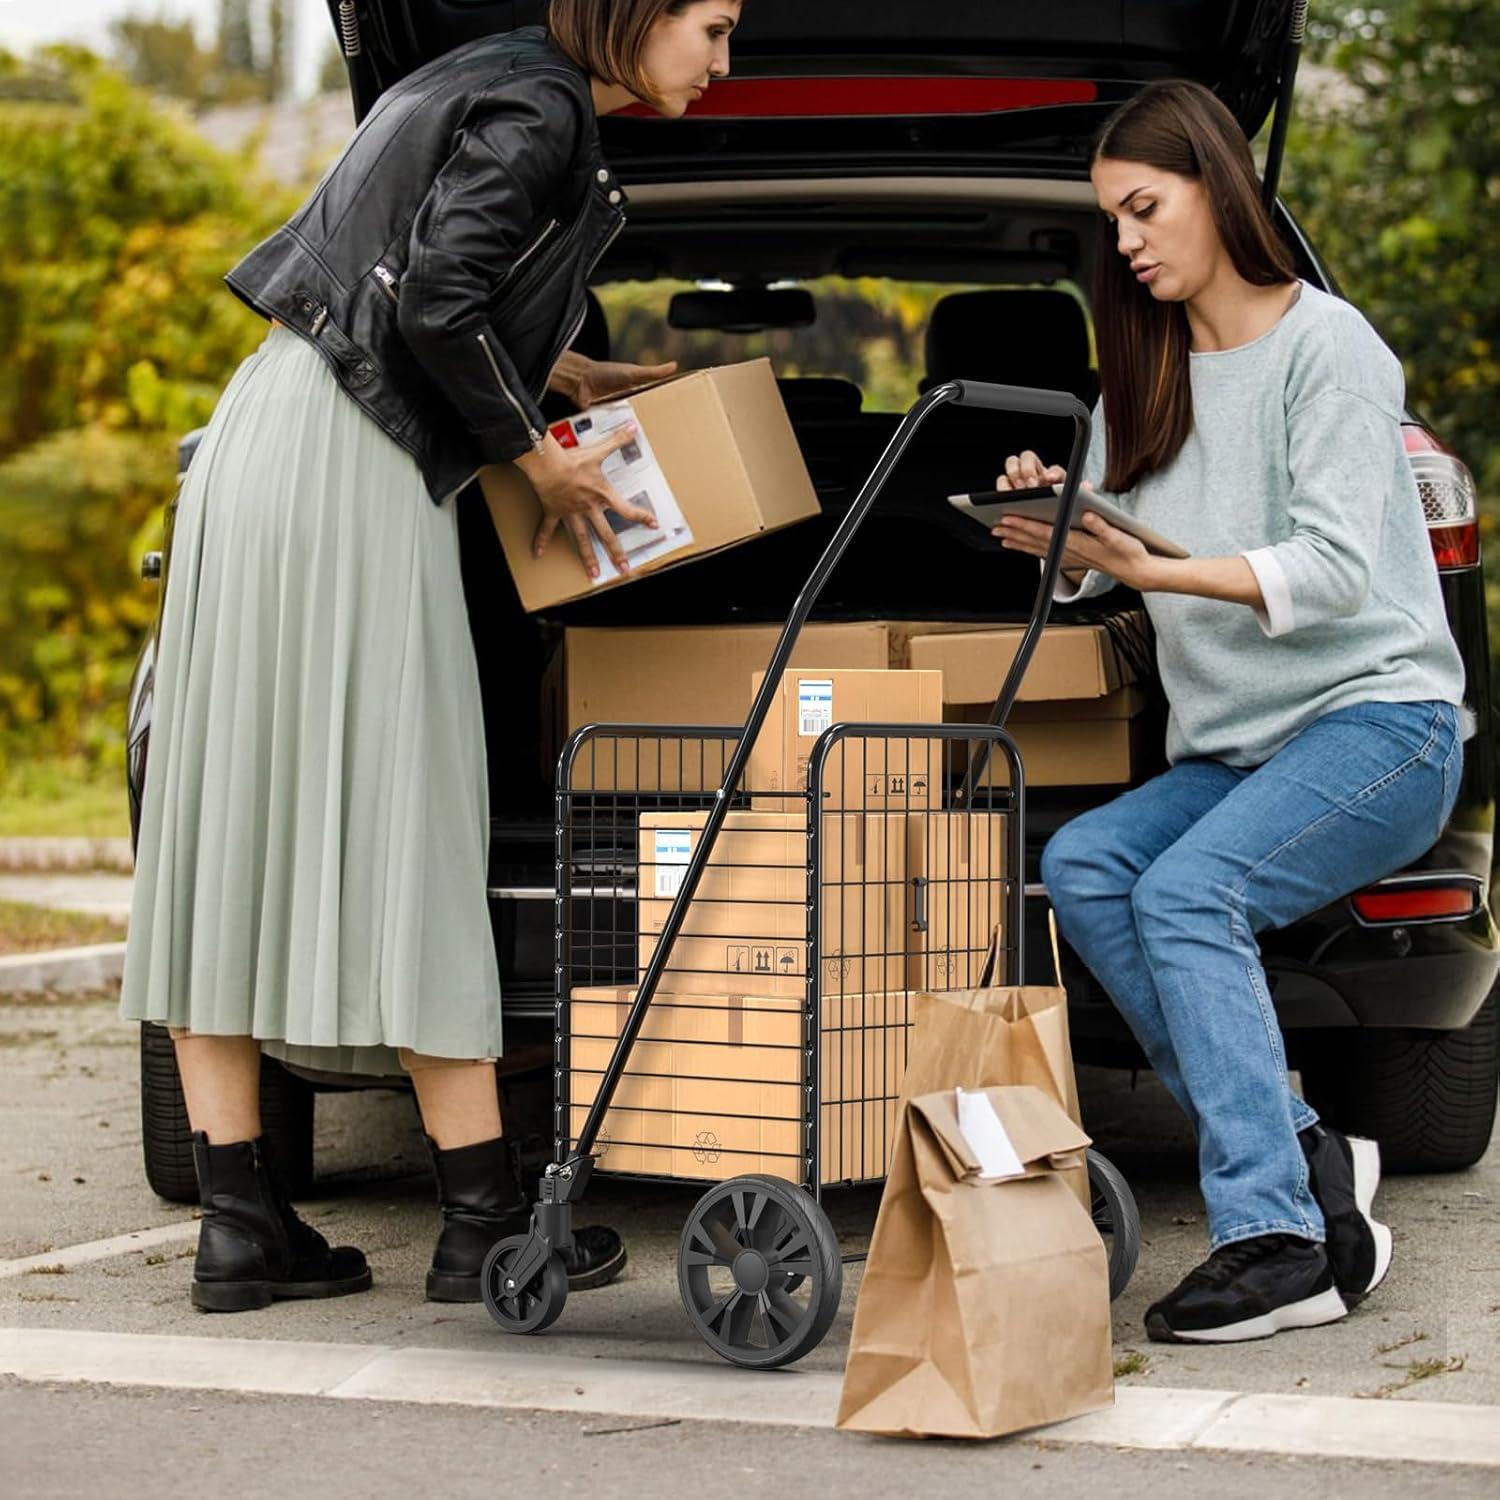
[328,1,1299,171]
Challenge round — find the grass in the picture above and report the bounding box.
[0,900,126,957]
[1113,1350,1150,1378]
[0,758,129,840]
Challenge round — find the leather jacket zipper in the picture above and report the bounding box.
[372,263,400,303]
[476,331,544,450]
[502,217,561,288]
[537,211,628,391]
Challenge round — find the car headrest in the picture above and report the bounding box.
[920,288,1094,401]
[776,376,863,416]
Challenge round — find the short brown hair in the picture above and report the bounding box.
[1092,80,1297,492]
[548,0,696,107]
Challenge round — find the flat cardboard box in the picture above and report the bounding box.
[909,615,1148,787]
[905,614,1144,705]
[549,621,892,792]
[482,359,820,613]
[636,810,907,998]
[957,688,1148,787]
[747,669,944,811]
[907,812,1008,990]
[566,985,910,1183]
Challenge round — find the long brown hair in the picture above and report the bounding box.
[548,0,701,108]
[1092,80,1297,492]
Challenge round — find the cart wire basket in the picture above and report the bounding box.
[480,380,1142,1366]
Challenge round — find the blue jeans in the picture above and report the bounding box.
[1042,699,1463,1250]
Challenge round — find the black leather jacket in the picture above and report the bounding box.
[225,27,625,503]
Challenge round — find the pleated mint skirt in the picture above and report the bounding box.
[121,326,503,1075]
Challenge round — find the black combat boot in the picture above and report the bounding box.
[425,1135,627,1301]
[190,1133,372,1312]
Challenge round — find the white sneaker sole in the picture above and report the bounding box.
[1154,1284,1348,1344]
[1349,1134,1393,1297]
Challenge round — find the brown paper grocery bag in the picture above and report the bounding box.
[836,1085,1113,1440]
[900,909,1088,1206]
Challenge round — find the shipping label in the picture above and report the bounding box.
[653,829,693,898]
[798,678,834,738]
[550,400,694,586]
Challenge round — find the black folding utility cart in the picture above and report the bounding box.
[480,381,1141,1366]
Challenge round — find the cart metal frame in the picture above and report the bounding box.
[480,380,1133,1359]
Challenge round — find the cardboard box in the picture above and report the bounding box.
[566,985,911,1184]
[907,811,1008,990]
[956,689,1148,787]
[746,669,944,811]
[905,616,1142,704]
[909,615,1148,786]
[482,359,820,612]
[550,621,892,792]
[636,810,907,998]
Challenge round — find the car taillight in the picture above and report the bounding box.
[1403,425,1479,569]
[1350,877,1482,926]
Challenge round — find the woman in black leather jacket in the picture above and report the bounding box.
[121,0,741,1314]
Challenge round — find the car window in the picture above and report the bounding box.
[596,278,1094,413]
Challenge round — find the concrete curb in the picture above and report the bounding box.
[0,838,133,874]
[1,1329,1496,1468]
[0,942,127,995]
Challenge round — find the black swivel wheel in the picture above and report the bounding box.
[678,1175,842,1368]
[1087,1148,1142,1301]
[480,1234,569,1334]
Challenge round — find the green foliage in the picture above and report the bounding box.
[1283,1,1500,643]
[0,50,297,767]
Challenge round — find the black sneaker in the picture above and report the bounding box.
[1299,1123,1391,1304]
[1145,1234,1347,1344]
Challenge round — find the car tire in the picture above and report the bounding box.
[1300,987,1498,1173]
[139,1021,317,1203]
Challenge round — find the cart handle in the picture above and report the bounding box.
[948,382,1093,802]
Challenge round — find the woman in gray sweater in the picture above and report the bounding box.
[995,80,1466,1345]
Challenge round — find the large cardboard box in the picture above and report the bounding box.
[908,616,1148,786]
[747,668,944,811]
[566,986,911,1183]
[907,811,1008,990]
[636,810,907,999]
[482,359,820,612]
[549,621,892,791]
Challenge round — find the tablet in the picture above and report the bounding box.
[948,485,1190,559]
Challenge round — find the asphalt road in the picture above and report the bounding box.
[5,1380,1498,1500]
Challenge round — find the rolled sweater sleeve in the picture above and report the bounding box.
[1241,386,1393,638]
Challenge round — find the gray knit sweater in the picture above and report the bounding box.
[1055,282,1466,767]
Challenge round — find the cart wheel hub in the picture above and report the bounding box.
[732,1249,770,1294]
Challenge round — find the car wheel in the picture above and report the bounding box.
[1300,987,1498,1173]
[139,1021,317,1202]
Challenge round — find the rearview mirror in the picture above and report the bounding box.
[667,287,815,333]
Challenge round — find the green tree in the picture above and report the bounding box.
[109,17,217,101]
[1284,0,1500,649]
[217,0,256,77]
[0,49,297,768]
[1284,2,1499,489]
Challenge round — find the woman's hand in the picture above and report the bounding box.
[997,449,1066,492]
[993,508,1157,591]
[512,427,657,580]
[990,450,1157,591]
[549,351,678,409]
